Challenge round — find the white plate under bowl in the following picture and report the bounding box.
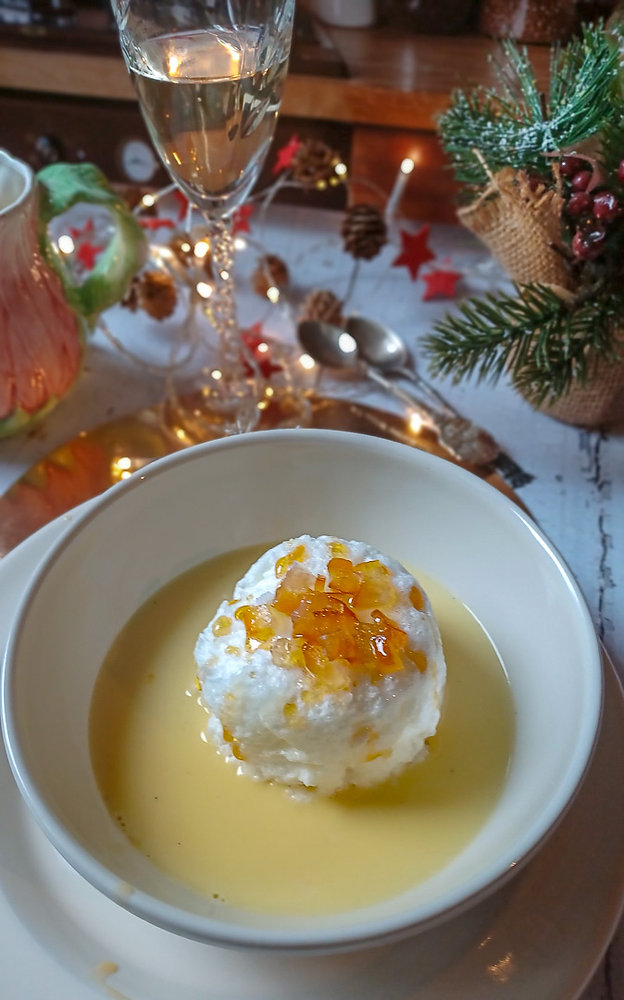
[0,508,622,999]
[1,430,604,953]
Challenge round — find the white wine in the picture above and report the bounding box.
[128,28,289,216]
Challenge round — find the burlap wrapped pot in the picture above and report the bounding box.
[526,347,624,429]
[458,168,624,427]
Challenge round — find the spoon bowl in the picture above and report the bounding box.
[345,316,412,374]
[298,320,358,370]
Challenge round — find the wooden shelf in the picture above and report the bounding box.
[0,27,550,131]
[0,24,553,223]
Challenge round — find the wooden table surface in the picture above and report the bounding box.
[0,204,622,999]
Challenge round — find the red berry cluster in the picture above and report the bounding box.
[561,154,624,262]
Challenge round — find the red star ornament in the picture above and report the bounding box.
[232,203,254,235]
[272,134,302,175]
[391,225,436,281]
[75,240,103,270]
[70,218,95,240]
[241,323,283,379]
[172,188,190,222]
[138,217,175,231]
[422,267,462,301]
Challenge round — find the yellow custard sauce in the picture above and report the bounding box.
[89,544,514,916]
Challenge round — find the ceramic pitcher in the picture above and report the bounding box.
[0,149,145,438]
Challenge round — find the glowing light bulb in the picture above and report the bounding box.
[299,353,316,371]
[57,234,75,255]
[334,161,348,177]
[266,286,280,303]
[234,236,247,251]
[111,455,134,481]
[194,240,210,259]
[196,281,213,299]
[141,193,156,208]
[408,411,424,434]
[386,157,416,220]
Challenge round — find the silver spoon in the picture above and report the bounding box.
[297,319,500,467]
[345,315,458,416]
[344,316,537,487]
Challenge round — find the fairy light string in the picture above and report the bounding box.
[52,139,464,393]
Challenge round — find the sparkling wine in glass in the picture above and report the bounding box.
[111,0,295,434]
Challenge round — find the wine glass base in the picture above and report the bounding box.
[160,382,313,445]
[162,380,261,444]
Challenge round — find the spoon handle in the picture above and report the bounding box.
[363,364,502,467]
[387,365,461,417]
[363,364,438,423]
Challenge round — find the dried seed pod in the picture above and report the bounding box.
[299,288,345,328]
[291,139,344,190]
[123,270,177,320]
[341,203,388,260]
[251,254,290,298]
[168,234,194,268]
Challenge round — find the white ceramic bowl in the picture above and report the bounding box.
[1,429,602,953]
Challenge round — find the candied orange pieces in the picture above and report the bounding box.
[350,560,398,610]
[327,557,361,594]
[274,565,316,613]
[275,543,307,578]
[234,551,427,691]
[410,585,425,611]
[212,615,232,637]
[234,604,273,644]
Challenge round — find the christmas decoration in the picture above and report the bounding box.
[138,217,176,232]
[172,188,190,222]
[392,225,436,280]
[272,135,303,175]
[240,323,283,378]
[422,266,462,301]
[290,138,346,191]
[251,254,289,299]
[232,203,255,234]
[75,240,104,271]
[298,289,345,328]
[386,158,415,221]
[425,22,624,426]
[123,270,177,320]
[99,132,466,427]
[341,204,388,260]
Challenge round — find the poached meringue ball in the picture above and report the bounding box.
[195,535,446,795]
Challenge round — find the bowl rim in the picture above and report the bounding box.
[0,428,604,952]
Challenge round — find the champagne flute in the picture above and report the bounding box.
[110,0,295,435]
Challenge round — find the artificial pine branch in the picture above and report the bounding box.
[439,24,623,193]
[423,284,624,404]
[596,109,624,178]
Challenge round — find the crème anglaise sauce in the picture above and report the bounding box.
[89,544,514,916]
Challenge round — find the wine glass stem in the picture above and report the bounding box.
[207,216,241,377]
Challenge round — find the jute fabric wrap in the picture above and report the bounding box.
[533,348,624,428]
[457,168,624,426]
